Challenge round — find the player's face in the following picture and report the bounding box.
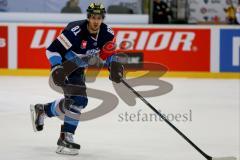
[88,14,103,32]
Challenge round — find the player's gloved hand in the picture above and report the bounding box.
[51,65,66,86]
[109,61,124,83]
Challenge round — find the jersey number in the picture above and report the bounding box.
[71,26,81,36]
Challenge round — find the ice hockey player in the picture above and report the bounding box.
[30,3,124,155]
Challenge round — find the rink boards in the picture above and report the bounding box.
[0,23,239,78]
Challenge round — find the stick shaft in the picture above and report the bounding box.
[121,79,212,160]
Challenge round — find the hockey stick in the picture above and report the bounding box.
[120,79,237,160]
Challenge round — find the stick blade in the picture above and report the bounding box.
[212,157,237,160]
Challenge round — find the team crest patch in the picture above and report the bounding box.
[81,40,87,49]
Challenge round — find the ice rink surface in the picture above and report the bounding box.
[0,76,239,160]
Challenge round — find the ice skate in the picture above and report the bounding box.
[56,131,80,155]
[30,104,46,132]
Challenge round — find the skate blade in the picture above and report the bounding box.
[30,104,37,132]
[56,146,79,155]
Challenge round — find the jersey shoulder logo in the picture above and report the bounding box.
[107,26,114,36]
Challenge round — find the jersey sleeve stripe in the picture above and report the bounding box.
[46,50,62,66]
[57,33,72,50]
[46,50,61,59]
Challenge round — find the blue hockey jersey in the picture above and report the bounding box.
[46,19,116,67]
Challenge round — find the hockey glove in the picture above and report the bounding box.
[109,61,124,83]
[51,65,66,86]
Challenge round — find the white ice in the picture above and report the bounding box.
[0,76,239,160]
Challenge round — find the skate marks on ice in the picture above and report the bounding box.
[212,157,237,160]
[0,77,239,160]
[30,146,94,160]
[30,145,148,160]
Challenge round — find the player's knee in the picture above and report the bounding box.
[72,96,88,109]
